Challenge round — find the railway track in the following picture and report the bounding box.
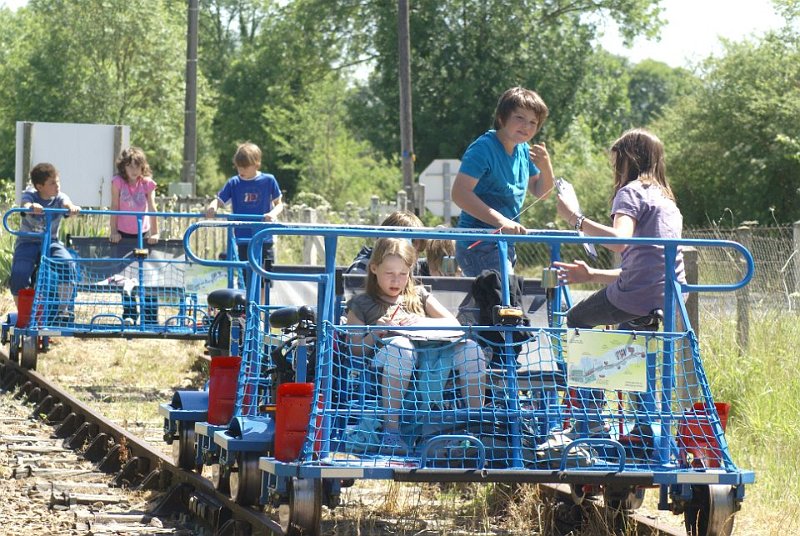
[1,350,687,536]
[0,352,279,536]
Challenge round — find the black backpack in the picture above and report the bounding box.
[460,269,531,366]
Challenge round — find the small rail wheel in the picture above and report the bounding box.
[281,478,322,536]
[230,452,261,506]
[21,335,38,370]
[172,422,199,471]
[684,484,736,536]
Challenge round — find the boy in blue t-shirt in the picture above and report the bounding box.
[452,86,555,277]
[206,142,283,292]
[10,162,81,321]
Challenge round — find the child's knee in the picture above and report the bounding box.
[459,340,487,375]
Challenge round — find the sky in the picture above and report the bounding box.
[0,0,788,68]
[599,0,786,67]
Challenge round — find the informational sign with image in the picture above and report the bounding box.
[565,330,648,392]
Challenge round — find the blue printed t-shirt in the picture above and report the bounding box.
[606,180,686,316]
[16,187,73,245]
[217,172,282,242]
[456,130,540,231]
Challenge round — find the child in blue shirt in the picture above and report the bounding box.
[206,142,283,293]
[452,87,555,276]
[10,163,81,321]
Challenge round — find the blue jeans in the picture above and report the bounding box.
[10,240,75,295]
[455,240,516,278]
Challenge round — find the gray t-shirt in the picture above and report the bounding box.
[17,187,72,245]
[605,180,686,316]
[346,286,431,325]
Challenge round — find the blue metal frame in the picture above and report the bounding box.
[180,222,756,511]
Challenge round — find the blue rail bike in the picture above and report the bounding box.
[1,207,239,369]
[160,219,326,504]
[228,223,753,536]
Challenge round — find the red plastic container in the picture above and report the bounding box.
[678,401,731,467]
[207,356,242,425]
[16,288,35,328]
[274,382,315,462]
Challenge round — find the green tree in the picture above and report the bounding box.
[267,75,401,210]
[0,0,213,185]
[658,29,800,225]
[209,0,372,196]
[627,59,697,127]
[350,0,664,173]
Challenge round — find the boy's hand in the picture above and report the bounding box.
[263,212,277,222]
[499,216,527,235]
[27,203,44,214]
[67,204,81,216]
[530,141,550,167]
[110,231,122,243]
[147,233,159,245]
[205,206,217,218]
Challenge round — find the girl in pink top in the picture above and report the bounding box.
[109,147,159,244]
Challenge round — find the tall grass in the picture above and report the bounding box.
[699,308,800,530]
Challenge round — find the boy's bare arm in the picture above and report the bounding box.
[528,141,554,199]
[64,200,81,215]
[22,201,43,213]
[452,172,526,234]
[205,197,220,218]
[264,197,283,222]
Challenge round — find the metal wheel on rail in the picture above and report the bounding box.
[278,478,322,536]
[21,335,38,370]
[229,452,261,506]
[211,463,230,494]
[172,422,200,471]
[684,484,736,536]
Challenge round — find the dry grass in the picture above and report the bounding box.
[0,292,787,535]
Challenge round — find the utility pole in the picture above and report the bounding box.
[181,0,199,195]
[397,0,415,211]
